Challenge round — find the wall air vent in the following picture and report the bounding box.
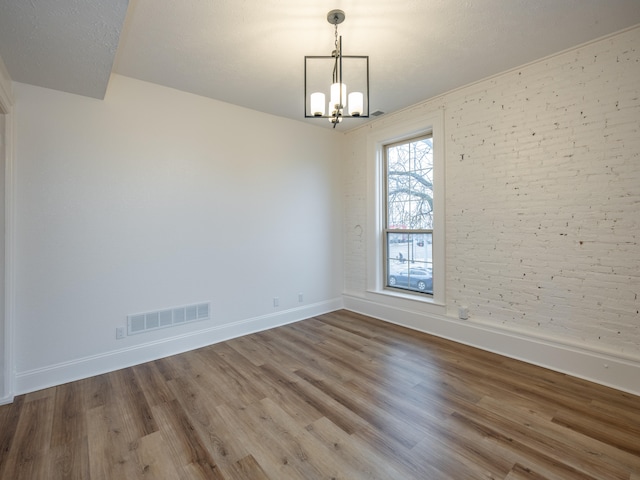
[127,302,210,335]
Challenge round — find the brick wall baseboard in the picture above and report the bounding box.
[343,293,640,396]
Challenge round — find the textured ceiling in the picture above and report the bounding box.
[0,0,128,99]
[1,0,640,129]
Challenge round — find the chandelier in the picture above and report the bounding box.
[304,10,370,127]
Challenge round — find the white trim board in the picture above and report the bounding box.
[15,298,343,396]
[0,54,14,405]
[343,293,640,397]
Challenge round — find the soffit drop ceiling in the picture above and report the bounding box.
[1,0,639,129]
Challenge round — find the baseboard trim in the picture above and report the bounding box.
[15,294,638,399]
[343,293,640,396]
[14,298,343,396]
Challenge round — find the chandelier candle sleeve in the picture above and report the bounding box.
[348,91,363,116]
[311,92,326,116]
[330,82,347,110]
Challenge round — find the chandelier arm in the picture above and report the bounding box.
[332,22,339,84]
[331,22,341,126]
[338,36,343,107]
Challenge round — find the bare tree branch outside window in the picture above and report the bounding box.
[387,137,433,230]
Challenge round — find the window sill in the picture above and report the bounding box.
[365,288,446,315]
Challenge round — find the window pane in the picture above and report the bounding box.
[386,137,433,230]
[386,232,433,294]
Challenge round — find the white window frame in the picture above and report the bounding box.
[366,109,445,311]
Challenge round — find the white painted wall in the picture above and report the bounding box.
[343,27,640,394]
[13,74,343,392]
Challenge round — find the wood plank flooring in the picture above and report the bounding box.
[1,310,639,479]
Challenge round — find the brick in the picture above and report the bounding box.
[344,27,640,357]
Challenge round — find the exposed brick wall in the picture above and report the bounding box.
[344,27,640,357]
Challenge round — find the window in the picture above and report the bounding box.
[385,135,434,295]
[365,108,444,306]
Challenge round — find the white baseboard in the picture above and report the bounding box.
[343,293,640,397]
[14,294,639,399]
[14,298,343,396]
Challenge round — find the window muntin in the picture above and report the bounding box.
[384,135,433,295]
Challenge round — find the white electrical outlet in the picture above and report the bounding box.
[116,326,125,340]
[458,306,469,320]
[298,292,304,303]
[273,297,279,307]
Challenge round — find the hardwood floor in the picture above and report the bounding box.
[1,310,639,479]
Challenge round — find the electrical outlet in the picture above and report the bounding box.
[116,326,126,340]
[298,292,304,303]
[273,297,279,307]
[458,306,469,320]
